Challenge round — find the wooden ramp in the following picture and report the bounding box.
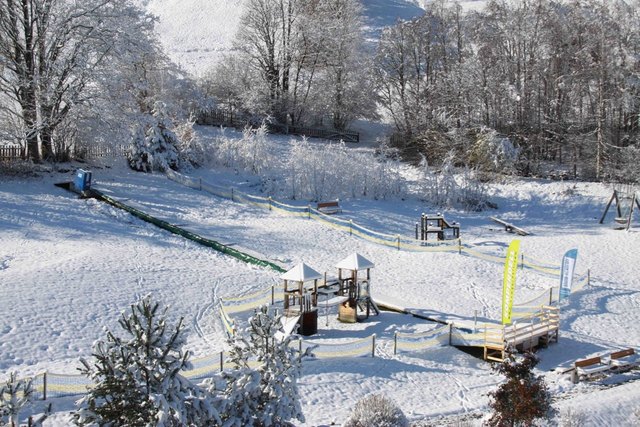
[451,306,559,362]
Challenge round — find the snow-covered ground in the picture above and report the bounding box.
[2,127,640,425]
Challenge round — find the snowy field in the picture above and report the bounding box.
[2,127,640,425]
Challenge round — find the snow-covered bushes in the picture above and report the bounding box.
[421,152,492,211]
[344,394,408,427]
[75,295,221,426]
[287,138,404,201]
[214,305,305,426]
[468,128,519,175]
[0,372,33,426]
[210,124,274,175]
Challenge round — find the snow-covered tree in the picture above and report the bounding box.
[487,352,553,427]
[127,101,181,172]
[0,372,33,427]
[75,295,220,426]
[219,305,304,426]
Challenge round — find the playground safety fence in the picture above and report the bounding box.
[18,332,377,401]
[165,170,566,277]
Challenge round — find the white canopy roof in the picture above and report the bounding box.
[335,253,375,271]
[280,262,323,282]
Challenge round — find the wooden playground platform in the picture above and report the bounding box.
[451,305,559,362]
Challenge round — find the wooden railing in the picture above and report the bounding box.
[0,145,26,161]
[194,109,359,143]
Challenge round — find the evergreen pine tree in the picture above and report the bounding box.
[128,101,180,172]
[0,372,33,427]
[487,352,553,427]
[220,305,304,426]
[75,295,220,426]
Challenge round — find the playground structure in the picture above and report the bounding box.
[332,253,380,323]
[490,216,530,236]
[416,213,460,241]
[600,186,639,231]
[281,263,322,336]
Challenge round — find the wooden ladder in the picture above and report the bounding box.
[483,324,506,362]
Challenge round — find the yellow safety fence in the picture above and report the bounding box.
[166,170,568,278]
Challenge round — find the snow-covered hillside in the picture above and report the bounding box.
[146,0,489,76]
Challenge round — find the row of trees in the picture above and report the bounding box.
[203,0,377,131]
[376,0,640,180]
[205,0,640,182]
[0,0,203,166]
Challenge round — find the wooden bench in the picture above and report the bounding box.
[609,348,638,369]
[573,356,610,381]
[317,200,342,215]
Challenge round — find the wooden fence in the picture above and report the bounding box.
[0,145,26,161]
[73,144,128,160]
[195,109,359,143]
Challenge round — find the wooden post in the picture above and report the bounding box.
[458,238,462,255]
[349,220,353,236]
[448,323,453,346]
[415,223,419,240]
[268,196,272,211]
[587,269,591,287]
[394,332,397,355]
[599,191,618,224]
[199,178,202,191]
[521,253,524,270]
[549,288,553,305]
[231,187,234,202]
[299,339,303,361]
[396,235,400,250]
[42,372,47,401]
[220,351,224,372]
[271,285,275,305]
[474,310,478,333]
[626,193,636,231]
[372,334,376,357]
[307,205,311,219]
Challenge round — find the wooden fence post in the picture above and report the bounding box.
[393,332,397,355]
[458,238,462,255]
[231,188,234,202]
[307,205,311,219]
[268,196,272,211]
[271,285,275,305]
[549,288,554,305]
[42,372,47,401]
[587,269,591,287]
[448,323,453,346]
[220,351,224,372]
[299,339,303,361]
[396,235,400,250]
[349,220,353,236]
[372,334,376,357]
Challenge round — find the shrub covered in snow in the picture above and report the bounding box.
[468,128,519,175]
[421,152,492,211]
[75,295,220,426]
[343,393,408,427]
[216,305,304,427]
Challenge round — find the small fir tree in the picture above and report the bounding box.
[128,101,180,172]
[0,372,33,427]
[75,295,220,426]
[219,305,304,426]
[487,352,553,427]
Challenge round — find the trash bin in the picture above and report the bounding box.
[74,169,92,192]
[299,309,318,336]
